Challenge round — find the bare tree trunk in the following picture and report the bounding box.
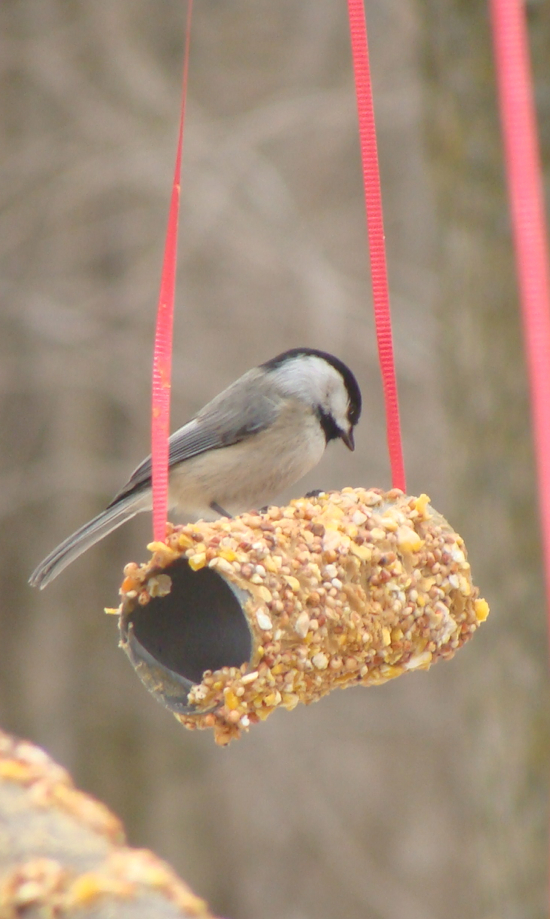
[420,0,549,914]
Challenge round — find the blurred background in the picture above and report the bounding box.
[0,1,548,917]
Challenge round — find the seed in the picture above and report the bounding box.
[241,671,259,685]
[475,598,489,622]
[147,574,172,598]
[188,553,207,571]
[294,611,310,638]
[370,527,386,541]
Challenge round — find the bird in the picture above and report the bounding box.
[29,347,362,588]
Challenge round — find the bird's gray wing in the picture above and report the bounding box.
[107,378,280,507]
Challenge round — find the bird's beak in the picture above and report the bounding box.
[341,429,355,451]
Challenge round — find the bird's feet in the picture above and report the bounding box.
[210,502,233,518]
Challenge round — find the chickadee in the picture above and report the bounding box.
[30,347,361,589]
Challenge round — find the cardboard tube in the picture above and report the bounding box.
[115,488,489,745]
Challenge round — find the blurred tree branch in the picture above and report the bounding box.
[421,0,549,914]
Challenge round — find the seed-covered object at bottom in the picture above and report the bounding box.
[115,488,489,745]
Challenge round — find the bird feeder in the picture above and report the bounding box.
[112,488,489,745]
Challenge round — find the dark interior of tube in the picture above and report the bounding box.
[126,558,252,686]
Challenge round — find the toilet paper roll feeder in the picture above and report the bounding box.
[110,488,489,745]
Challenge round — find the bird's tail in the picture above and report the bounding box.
[29,494,146,589]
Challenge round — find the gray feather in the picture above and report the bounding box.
[110,370,280,504]
[30,373,281,588]
[29,495,143,589]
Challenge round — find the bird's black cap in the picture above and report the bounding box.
[261,347,362,427]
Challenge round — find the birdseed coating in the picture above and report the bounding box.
[0,730,213,917]
[115,488,489,745]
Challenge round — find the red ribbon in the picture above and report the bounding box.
[490,0,550,629]
[152,0,406,543]
[151,0,193,543]
[347,0,406,492]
